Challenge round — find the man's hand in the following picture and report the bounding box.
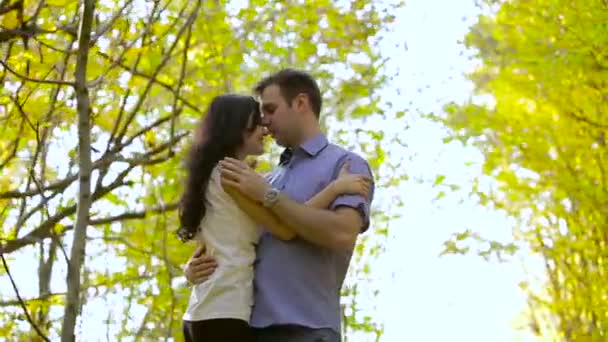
[184,245,218,285]
[219,157,270,202]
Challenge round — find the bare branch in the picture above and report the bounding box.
[98,52,202,114]
[0,60,74,86]
[0,155,121,199]
[113,2,202,146]
[0,292,57,308]
[90,0,135,42]
[0,26,56,43]
[0,0,22,16]
[169,21,193,150]
[0,200,179,260]
[15,167,54,237]
[1,123,186,201]
[0,119,25,170]
[145,132,188,157]
[0,273,157,307]
[104,87,131,153]
[9,94,38,136]
[5,95,44,234]
[0,250,50,341]
[100,1,194,151]
[112,115,173,153]
[1,163,134,255]
[565,110,608,129]
[32,36,73,54]
[89,202,178,226]
[0,128,183,255]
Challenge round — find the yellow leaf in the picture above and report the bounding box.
[145,130,157,147]
[1,11,19,29]
[46,0,71,6]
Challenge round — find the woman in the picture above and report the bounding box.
[177,94,371,342]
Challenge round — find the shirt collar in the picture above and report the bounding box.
[297,133,328,157]
[277,133,328,166]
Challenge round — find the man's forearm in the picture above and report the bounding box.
[270,193,355,250]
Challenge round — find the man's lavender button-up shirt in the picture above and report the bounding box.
[250,133,374,333]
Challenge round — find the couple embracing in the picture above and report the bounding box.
[177,69,375,342]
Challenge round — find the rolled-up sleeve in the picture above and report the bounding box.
[329,153,375,233]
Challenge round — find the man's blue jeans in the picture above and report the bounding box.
[253,325,341,342]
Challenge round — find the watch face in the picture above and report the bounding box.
[264,188,280,207]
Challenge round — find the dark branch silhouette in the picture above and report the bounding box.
[0,60,74,86]
[0,248,50,341]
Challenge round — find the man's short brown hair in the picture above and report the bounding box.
[254,69,322,118]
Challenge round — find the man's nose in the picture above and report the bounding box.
[261,115,270,126]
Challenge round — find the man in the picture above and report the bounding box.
[184,69,375,341]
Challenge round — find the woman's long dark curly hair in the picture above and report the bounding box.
[176,94,261,242]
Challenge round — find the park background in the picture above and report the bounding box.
[1,0,605,341]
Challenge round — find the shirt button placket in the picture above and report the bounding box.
[279,171,286,190]
[279,162,293,190]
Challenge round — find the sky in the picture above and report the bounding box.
[360,0,540,341]
[0,0,546,341]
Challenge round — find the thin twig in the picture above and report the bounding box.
[0,60,74,86]
[97,53,201,114]
[113,3,200,146]
[0,273,156,307]
[1,139,183,255]
[169,19,193,152]
[0,249,50,341]
[90,0,135,42]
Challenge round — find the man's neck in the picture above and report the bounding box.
[291,123,322,148]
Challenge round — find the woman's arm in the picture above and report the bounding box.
[306,166,371,209]
[223,170,370,241]
[305,183,341,209]
[224,185,296,240]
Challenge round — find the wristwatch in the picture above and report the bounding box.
[263,187,281,208]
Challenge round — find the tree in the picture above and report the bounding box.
[61,0,95,340]
[0,0,405,339]
[435,0,608,340]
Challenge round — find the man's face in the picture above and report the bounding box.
[259,84,298,147]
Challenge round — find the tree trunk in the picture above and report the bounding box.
[60,0,96,340]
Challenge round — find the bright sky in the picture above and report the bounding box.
[0,0,545,341]
[364,0,539,341]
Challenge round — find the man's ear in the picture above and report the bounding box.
[294,93,310,113]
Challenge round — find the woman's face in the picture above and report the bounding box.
[241,115,266,157]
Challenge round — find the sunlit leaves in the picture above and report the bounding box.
[436,0,608,338]
[0,0,403,339]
